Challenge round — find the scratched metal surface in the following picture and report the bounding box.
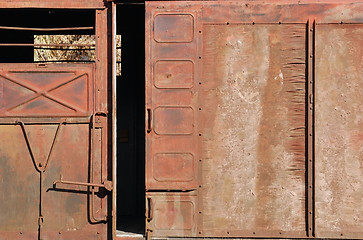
[315,24,363,239]
[200,24,306,235]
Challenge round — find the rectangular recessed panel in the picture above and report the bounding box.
[147,193,197,237]
[201,24,306,233]
[153,153,194,182]
[154,60,194,89]
[154,14,194,43]
[0,64,93,117]
[315,24,363,238]
[155,201,194,230]
[153,107,194,135]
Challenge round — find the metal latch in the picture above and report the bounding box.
[53,176,113,191]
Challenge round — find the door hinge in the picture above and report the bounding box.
[38,216,44,227]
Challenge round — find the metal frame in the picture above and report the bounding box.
[0,2,112,239]
[307,18,315,238]
[0,1,105,9]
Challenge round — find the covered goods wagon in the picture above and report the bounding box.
[0,0,362,239]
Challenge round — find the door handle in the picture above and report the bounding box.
[53,177,113,191]
[147,108,152,133]
[147,197,153,222]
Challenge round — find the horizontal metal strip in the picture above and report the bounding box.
[0,26,93,31]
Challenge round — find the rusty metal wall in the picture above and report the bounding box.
[200,23,306,236]
[315,24,363,239]
[145,1,363,239]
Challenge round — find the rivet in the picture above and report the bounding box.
[253,232,256,234]
[199,107,202,110]
[59,232,61,234]
[199,211,202,214]
[20,232,23,235]
[199,133,202,136]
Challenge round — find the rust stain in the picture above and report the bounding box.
[255,24,306,230]
[200,23,306,233]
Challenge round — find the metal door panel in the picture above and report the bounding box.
[146,9,200,190]
[42,124,106,239]
[0,63,108,240]
[0,125,39,238]
[315,24,363,239]
[0,64,93,117]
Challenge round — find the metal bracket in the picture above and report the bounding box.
[92,111,107,128]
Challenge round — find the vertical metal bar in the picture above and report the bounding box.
[94,8,109,227]
[196,8,203,237]
[111,2,117,240]
[145,3,152,236]
[307,19,315,237]
[39,171,43,240]
[96,8,108,114]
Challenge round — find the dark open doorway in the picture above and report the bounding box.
[116,3,146,236]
